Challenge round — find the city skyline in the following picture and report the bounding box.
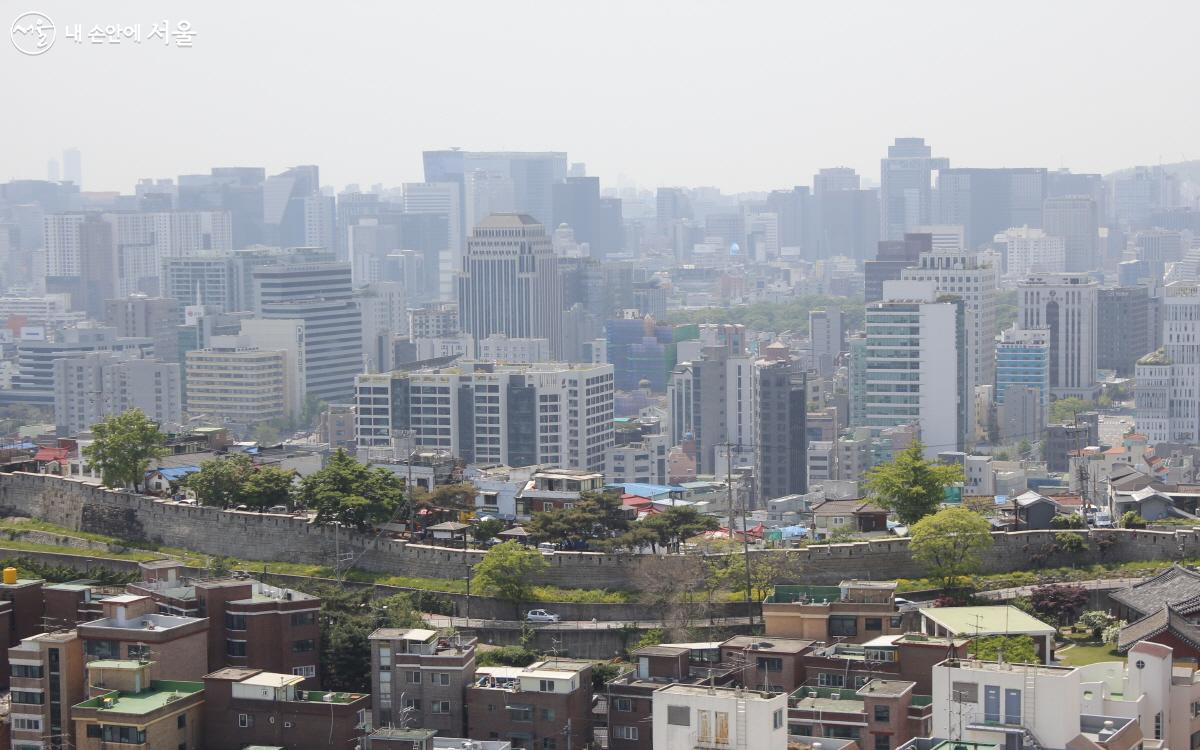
[3,0,1198,193]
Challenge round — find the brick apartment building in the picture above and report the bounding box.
[129,562,322,684]
[8,629,86,750]
[203,667,369,750]
[467,660,593,750]
[71,660,205,750]
[370,627,477,734]
[77,594,209,680]
[762,581,915,643]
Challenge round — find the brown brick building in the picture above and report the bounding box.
[762,581,914,643]
[71,660,205,750]
[202,667,369,750]
[369,627,477,734]
[467,660,593,750]
[77,595,209,681]
[8,629,86,750]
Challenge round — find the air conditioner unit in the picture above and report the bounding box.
[284,722,293,729]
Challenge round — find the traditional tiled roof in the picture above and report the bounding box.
[1117,604,1200,653]
[1110,565,1200,620]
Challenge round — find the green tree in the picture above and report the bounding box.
[970,635,1038,664]
[1054,531,1087,555]
[1078,610,1115,639]
[1049,397,1095,425]
[909,507,994,590]
[241,466,296,511]
[472,518,504,544]
[477,645,539,667]
[1120,511,1147,529]
[252,422,281,446]
[318,587,422,691]
[1016,439,1033,459]
[527,490,631,548]
[82,409,167,491]
[472,541,548,617]
[865,441,963,524]
[184,454,254,508]
[637,505,720,552]
[295,449,406,531]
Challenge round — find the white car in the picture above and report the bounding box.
[525,609,561,623]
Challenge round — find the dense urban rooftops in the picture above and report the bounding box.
[73,680,204,715]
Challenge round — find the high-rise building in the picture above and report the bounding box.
[403,182,462,300]
[808,309,844,377]
[457,214,563,358]
[900,249,999,428]
[605,316,698,392]
[936,167,1047,249]
[999,226,1065,279]
[53,352,182,435]
[262,165,325,248]
[864,233,931,303]
[755,359,807,503]
[1110,165,1180,227]
[3,325,153,407]
[423,150,568,231]
[1043,196,1099,273]
[880,137,948,240]
[656,187,693,238]
[995,326,1050,408]
[1098,286,1153,377]
[1135,228,1187,280]
[813,168,879,260]
[1135,282,1200,445]
[104,295,183,363]
[161,255,237,312]
[62,147,81,186]
[354,361,614,470]
[669,346,755,474]
[254,261,362,402]
[863,280,966,456]
[185,342,289,428]
[1018,273,1099,399]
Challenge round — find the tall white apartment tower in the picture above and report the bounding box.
[457,214,564,358]
[1018,273,1099,400]
[900,248,999,432]
[864,280,965,457]
[1136,282,1200,444]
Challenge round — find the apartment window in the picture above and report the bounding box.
[12,717,42,730]
[407,670,421,683]
[11,691,44,705]
[874,704,890,722]
[291,611,316,626]
[225,613,247,630]
[829,616,858,637]
[667,705,690,726]
[178,714,187,729]
[292,665,317,678]
[226,640,247,657]
[875,736,891,750]
[84,640,120,659]
[11,665,43,678]
[757,657,783,672]
[865,618,883,631]
[403,698,421,710]
[773,708,784,729]
[431,700,451,714]
[431,672,450,686]
[378,645,391,668]
[538,679,555,692]
[238,713,253,728]
[103,727,146,744]
[542,739,557,750]
[127,643,151,660]
[292,639,315,653]
[508,704,533,722]
[85,725,102,738]
[612,726,638,740]
[818,673,845,687]
[541,708,556,721]
[613,697,632,712]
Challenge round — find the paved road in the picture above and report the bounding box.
[423,614,753,630]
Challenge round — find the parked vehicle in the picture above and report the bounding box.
[525,609,561,623]
[537,542,557,554]
[267,505,289,513]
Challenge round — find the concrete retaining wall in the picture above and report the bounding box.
[0,473,1195,589]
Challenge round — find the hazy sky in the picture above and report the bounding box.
[3,0,1197,194]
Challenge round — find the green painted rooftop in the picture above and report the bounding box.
[73,680,203,715]
[918,605,1055,635]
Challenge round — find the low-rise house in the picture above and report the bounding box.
[810,499,889,537]
[917,606,1057,663]
[1109,564,1200,623]
[466,660,593,750]
[763,581,910,644]
[651,683,787,750]
[77,595,209,680]
[369,627,477,735]
[789,678,932,748]
[518,469,606,516]
[202,667,370,750]
[71,660,205,750]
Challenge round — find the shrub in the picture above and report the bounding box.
[477,645,539,667]
[1120,512,1147,529]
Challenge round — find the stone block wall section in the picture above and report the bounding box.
[0,472,1196,589]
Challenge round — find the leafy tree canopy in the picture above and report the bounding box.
[83,409,167,490]
[865,441,963,525]
[296,449,406,532]
[472,541,548,613]
[909,507,994,590]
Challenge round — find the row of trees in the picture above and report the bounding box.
[525,491,720,552]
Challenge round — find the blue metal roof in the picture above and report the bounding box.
[606,482,684,498]
[149,466,201,481]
